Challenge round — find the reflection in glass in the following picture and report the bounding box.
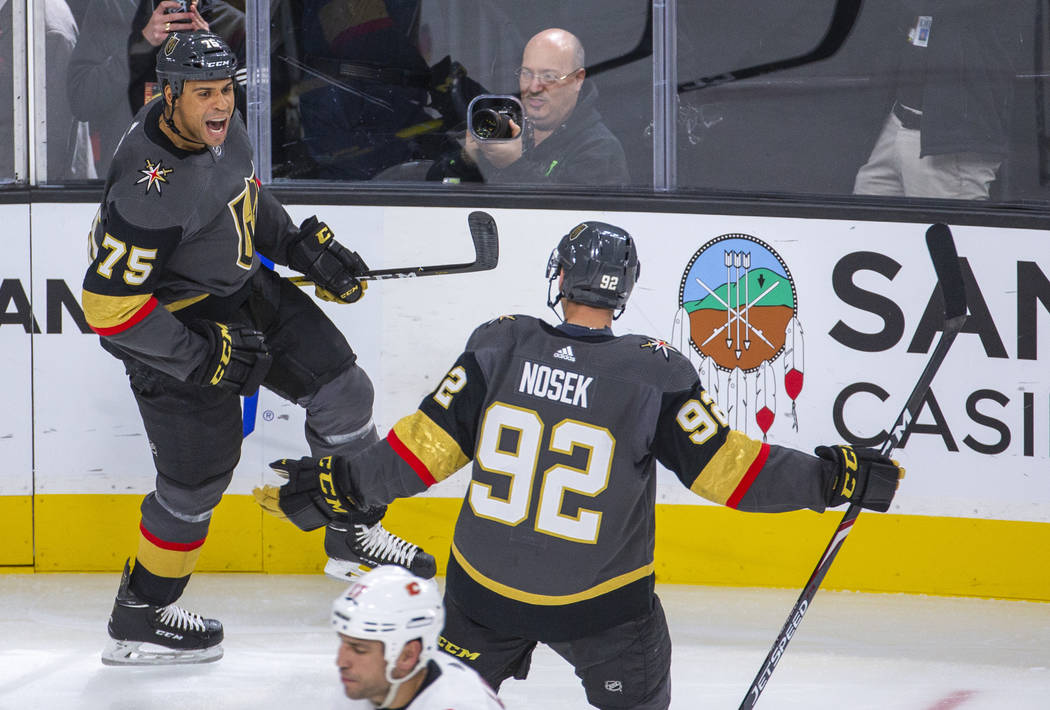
[675,0,1043,206]
[0,0,13,184]
[268,0,651,186]
[68,0,245,180]
[38,0,95,182]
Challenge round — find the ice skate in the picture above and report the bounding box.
[324,519,437,582]
[101,560,223,666]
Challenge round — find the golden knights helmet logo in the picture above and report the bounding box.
[672,233,805,440]
[164,35,180,56]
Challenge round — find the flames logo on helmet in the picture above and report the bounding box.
[672,233,805,440]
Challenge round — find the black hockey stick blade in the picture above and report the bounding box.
[880,224,967,457]
[738,224,967,709]
[292,211,499,286]
[359,210,498,280]
[679,0,861,93]
[926,223,967,324]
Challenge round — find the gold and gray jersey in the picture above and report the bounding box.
[81,99,299,380]
[347,315,831,642]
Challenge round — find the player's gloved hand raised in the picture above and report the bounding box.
[188,320,271,396]
[816,445,905,512]
[288,216,369,304]
[253,456,359,531]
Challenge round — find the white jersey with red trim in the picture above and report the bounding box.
[344,654,504,709]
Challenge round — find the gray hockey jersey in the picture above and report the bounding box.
[81,98,299,379]
[348,315,831,641]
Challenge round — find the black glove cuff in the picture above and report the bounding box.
[815,445,851,507]
[187,319,227,386]
[321,455,363,512]
[287,216,331,275]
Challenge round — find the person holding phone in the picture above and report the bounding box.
[67,0,245,174]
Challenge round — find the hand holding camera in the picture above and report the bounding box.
[465,95,525,169]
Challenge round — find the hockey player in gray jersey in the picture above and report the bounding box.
[82,31,434,666]
[255,222,905,708]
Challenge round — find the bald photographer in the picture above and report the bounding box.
[429,28,630,186]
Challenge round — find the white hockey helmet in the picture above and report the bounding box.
[332,566,444,683]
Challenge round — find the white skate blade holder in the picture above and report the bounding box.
[101,638,224,666]
[324,558,372,582]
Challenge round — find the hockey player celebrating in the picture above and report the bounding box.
[255,222,905,708]
[83,31,435,666]
[332,566,503,709]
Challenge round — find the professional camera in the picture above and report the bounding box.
[467,95,524,141]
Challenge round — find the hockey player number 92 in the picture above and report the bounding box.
[471,402,613,544]
[433,366,468,408]
[676,390,729,446]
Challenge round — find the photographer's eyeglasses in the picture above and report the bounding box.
[515,67,582,86]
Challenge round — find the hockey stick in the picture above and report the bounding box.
[738,223,968,709]
[290,210,499,286]
[678,0,861,93]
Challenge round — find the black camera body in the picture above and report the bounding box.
[467,95,524,141]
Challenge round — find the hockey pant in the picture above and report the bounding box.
[440,593,672,710]
[121,268,377,605]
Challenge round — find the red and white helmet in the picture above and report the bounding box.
[332,565,444,683]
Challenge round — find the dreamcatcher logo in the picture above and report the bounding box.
[671,234,805,440]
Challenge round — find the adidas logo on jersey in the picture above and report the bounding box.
[553,345,576,362]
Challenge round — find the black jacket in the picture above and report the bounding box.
[895,0,1026,158]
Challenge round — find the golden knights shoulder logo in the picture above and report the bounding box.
[136,159,172,194]
[673,233,805,440]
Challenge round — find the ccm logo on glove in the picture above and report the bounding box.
[318,457,347,515]
[315,224,334,244]
[208,323,235,385]
[836,446,859,499]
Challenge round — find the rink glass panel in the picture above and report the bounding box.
[262,0,653,186]
[11,0,1047,210]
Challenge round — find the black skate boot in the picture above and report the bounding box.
[324,507,436,581]
[101,560,223,666]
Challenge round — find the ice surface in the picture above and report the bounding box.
[0,574,1046,709]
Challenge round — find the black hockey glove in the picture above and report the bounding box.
[253,456,360,531]
[288,217,369,304]
[816,445,905,513]
[188,320,272,396]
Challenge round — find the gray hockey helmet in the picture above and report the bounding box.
[156,30,237,100]
[546,221,641,317]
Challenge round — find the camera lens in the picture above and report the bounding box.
[473,108,511,140]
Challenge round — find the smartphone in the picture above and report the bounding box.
[163,0,190,14]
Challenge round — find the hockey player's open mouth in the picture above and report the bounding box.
[205,118,228,136]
